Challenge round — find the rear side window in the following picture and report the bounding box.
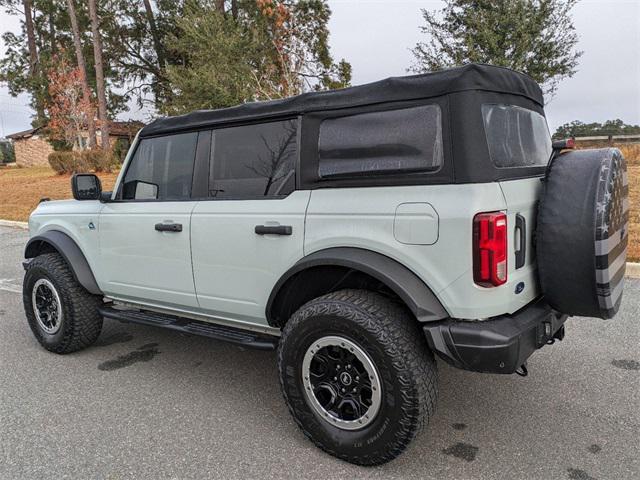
[122,132,197,200]
[209,119,297,198]
[318,105,443,178]
[482,104,552,168]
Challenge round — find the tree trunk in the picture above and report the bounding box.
[49,12,57,56]
[142,0,165,68]
[88,0,109,149]
[23,0,45,122]
[66,0,97,148]
[231,0,238,18]
[215,0,225,13]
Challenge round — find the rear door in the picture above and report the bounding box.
[99,132,200,309]
[482,104,553,307]
[190,118,309,326]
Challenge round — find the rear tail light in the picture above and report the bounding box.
[473,212,507,287]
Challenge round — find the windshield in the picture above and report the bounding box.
[482,104,552,168]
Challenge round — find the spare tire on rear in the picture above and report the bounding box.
[537,148,629,319]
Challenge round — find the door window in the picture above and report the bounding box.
[208,119,297,198]
[122,132,198,200]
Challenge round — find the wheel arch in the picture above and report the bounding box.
[266,247,449,328]
[24,230,102,295]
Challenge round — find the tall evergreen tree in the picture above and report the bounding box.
[66,0,97,147]
[1,0,351,120]
[410,0,583,98]
[1,0,126,127]
[163,0,351,114]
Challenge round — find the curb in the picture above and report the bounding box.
[627,262,640,279]
[0,219,28,229]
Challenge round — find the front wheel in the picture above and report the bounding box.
[277,289,438,466]
[23,253,103,354]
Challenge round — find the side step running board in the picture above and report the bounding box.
[99,306,278,351]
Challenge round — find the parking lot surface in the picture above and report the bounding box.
[0,225,638,479]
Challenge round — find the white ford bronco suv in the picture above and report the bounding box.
[22,64,628,465]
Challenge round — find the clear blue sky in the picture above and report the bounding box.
[1,0,638,137]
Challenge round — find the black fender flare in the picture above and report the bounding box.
[24,230,102,295]
[266,247,449,326]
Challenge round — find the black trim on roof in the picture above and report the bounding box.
[140,63,543,138]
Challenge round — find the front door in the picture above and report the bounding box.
[99,131,201,310]
[190,118,309,326]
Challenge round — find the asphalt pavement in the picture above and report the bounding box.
[0,225,638,480]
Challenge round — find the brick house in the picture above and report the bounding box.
[7,121,143,167]
[6,127,54,167]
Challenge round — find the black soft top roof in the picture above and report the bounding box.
[139,63,543,138]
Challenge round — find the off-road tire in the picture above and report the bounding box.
[23,253,103,353]
[277,289,437,466]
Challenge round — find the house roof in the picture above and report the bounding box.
[140,63,544,138]
[6,121,143,140]
[6,126,44,140]
[108,121,144,136]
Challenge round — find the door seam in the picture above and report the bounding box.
[189,201,202,308]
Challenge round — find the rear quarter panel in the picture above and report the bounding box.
[305,182,540,319]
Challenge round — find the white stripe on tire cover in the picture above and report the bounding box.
[596,246,627,284]
[595,226,628,256]
[599,272,625,309]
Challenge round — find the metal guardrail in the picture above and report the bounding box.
[574,134,640,142]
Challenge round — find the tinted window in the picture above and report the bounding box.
[122,132,197,200]
[208,119,297,198]
[318,105,443,178]
[482,104,552,168]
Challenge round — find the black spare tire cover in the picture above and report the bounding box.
[537,148,628,319]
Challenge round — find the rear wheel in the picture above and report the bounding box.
[23,253,103,354]
[277,289,437,466]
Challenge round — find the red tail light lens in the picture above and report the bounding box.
[473,212,507,287]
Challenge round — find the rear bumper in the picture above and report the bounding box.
[423,298,567,374]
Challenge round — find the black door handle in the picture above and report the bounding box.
[255,225,292,236]
[514,214,526,269]
[155,222,183,232]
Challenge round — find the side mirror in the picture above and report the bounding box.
[71,174,102,201]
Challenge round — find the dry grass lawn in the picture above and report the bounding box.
[0,166,117,222]
[588,143,639,261]
[628,164,640,262]
[0,145,638,261]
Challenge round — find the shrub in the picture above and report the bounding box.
[48,151,90,174]
[0,141,15,164]
[81,149,119,172]
[48,149,120,174]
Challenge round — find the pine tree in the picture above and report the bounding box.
[66,0,97,148]
[89,0,110,149]
[410,0,583,98]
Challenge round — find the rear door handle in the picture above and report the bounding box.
[255,225,292,236]
[514,214,526,269]
[155,222,183,232]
